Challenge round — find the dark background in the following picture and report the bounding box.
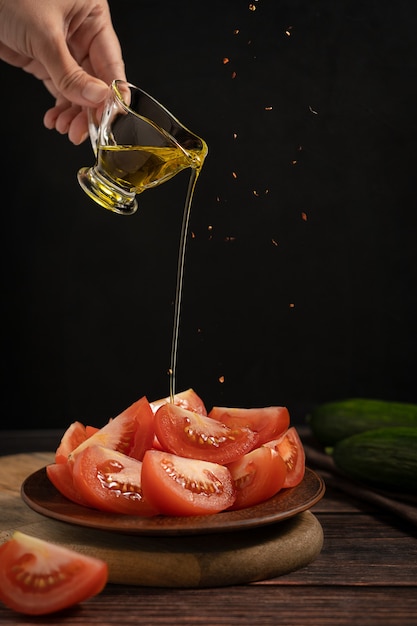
[2,0,417,430]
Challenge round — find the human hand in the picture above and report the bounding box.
[0,0,126,144]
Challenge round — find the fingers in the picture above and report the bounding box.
[44,100,89,145]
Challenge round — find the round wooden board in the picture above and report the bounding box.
[0,453,324,588]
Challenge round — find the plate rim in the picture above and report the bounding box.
[21,466,325,536]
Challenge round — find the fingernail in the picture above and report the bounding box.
[82,82,109,104]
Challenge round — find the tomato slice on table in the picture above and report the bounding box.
[227,446,287,510]
[0,531,107,616]
[264,427,305,488]
[150,388,207,415]
[72,445,158,516]
[154,403,259,464]
[69,395,155,463]
[209,405,290,446]
[141,449,236,515]
[46,462,90,507]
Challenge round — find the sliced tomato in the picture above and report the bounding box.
[55,421,87,464]
[209,405,290,446]
[227,446,287,510]
[69,395,155,463]
[150,388,207,415]
[154,403,259,464]
[264,427,305,488]
[0,531,107,616]
[141,449,236,515]
[46,462,90,507]
[72,445,158,516]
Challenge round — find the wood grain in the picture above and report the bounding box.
[0,453,323,587]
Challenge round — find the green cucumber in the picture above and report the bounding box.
[308,398,417,446]
[331,427,417,493]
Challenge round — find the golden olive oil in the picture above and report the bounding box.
[97,145,205,193]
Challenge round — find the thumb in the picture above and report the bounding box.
[43,40,110,107]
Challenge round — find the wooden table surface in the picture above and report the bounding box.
[0,428,416,626]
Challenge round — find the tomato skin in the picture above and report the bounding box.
[209,406,290,446]
[264,427,305,488]
[0,531,107,616]
[150,388,207,415]
[154,403,259,464]
[46,462,90,507]
[72,445,158,516]
[69,396,155,463]
[55,421,87,464]
[141,449,236,515]
[227,446,287,510]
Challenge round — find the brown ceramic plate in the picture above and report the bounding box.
[21,467,325,536]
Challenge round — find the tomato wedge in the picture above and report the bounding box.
[227,446,287,510]
[264,427,305,488]
[209,405,290,446]
[141,449,236,515]
[154,403,259,464]
[55,421,88,464]
[69,395,155,463]
[72,445,158,516]
[0,531,107,616]
[46,462,90,507]
[150,388,207,415]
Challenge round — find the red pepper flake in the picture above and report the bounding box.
[232,171,238,179]
[233,29,240,35]
[264,106,273,111]
[231,71,237,79]
[289,303,295,309]
[223,57,230,64]
[249,3,257,11]
[301,212,308,221]
[272,239,279,246]
[253,190,259,197]
[285,26,293,36]
[233,132,238,139]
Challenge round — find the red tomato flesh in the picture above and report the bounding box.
[154,403,259,464]
[0,531,108,616]
[227,446,287,510]
[209,405,290,446]
[72,445,158,516]
[141,449,236,515]
[46,462,90,507]
[150,388,207,415]
[69,395,155,463]
[55,421,87,464]
[264,427,305,488]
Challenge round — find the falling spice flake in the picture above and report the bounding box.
[232,171,238,179]
[309,105,318,115]
[224,236,237,242]
[208,225,213,231]
[289,303,295,309]
[191,231,196,238]
[285,26,293,36]
[223,57,230,65]
[233,132,238,139]
[231,71,237,79]
[291,160,297,165]
[218,375,225,384]
[249,3,257,11]
[233,29,240,35]
[301,212,308,221]
[272,239,279,246]
[264,106,273,111]
[253,190,259,197]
